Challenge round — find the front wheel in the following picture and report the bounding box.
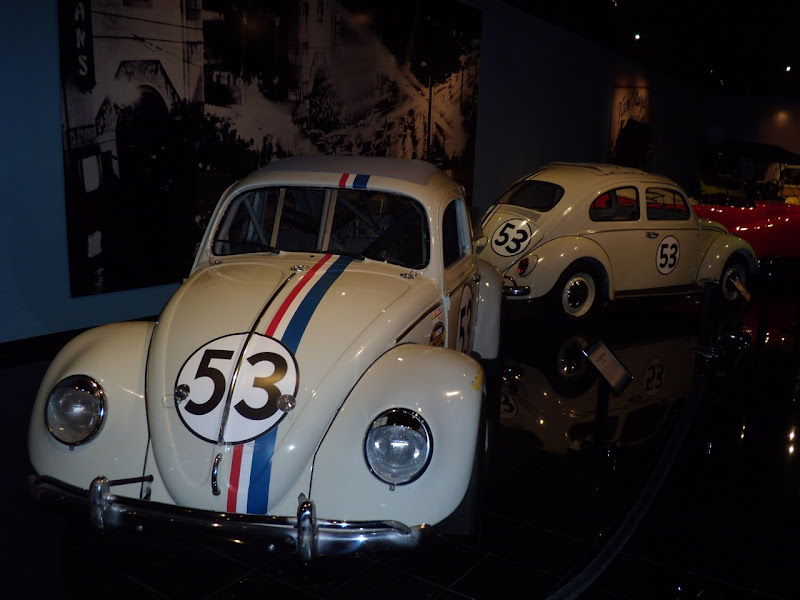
[552,262,601,319]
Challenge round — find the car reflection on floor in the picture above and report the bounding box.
[499,330,696,456]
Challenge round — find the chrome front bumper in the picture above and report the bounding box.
[26,474,426,561]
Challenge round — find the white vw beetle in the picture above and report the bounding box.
[27,156,502,560]
[480,162,758,319]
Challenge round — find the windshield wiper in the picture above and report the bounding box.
[214,239,280,255]
[254,242,280,254]
[333,251,365,261]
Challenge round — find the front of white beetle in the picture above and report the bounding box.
[27,156,502,560]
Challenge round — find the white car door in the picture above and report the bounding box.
[440,197,477,354]
[585,185,700,293]
[639,186,701,290]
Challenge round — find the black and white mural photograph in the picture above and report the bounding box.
[59,0,482,297]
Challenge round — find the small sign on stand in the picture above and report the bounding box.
[582,340,632,396]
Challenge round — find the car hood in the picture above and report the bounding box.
[145,253,433,514]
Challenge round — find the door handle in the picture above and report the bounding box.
[645,231,659,239]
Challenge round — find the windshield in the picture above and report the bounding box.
[213,186,430,269]
[698,175,752,207]
[783,168,800,186]
[497,179,565,212]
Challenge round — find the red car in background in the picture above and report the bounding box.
[692,174,800,259]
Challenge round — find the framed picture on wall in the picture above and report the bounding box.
[608,85,652,170]
[58,0,482,297]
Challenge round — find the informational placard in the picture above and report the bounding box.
[582,340,632,396]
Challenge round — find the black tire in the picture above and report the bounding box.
[551,261,602,319]
[719,257,749,302]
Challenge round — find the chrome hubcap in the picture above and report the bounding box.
[562,273,596,317]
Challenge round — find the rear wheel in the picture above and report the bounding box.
[552,262,601,319]
[720,257,748,301]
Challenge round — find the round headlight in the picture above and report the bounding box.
[364,408,432,486]
[45,375,106,446]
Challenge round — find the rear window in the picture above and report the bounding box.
[497,179,565,212]
[646,188,690,221]
[589,187,640,221]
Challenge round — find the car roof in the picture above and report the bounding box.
[537,162,651,178]
[523,161,682,198]
[228,156,462,216]
[252,155,444,187]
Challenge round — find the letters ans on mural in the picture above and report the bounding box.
[62,0,96,93]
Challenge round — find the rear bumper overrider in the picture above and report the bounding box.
[26,474,426,561]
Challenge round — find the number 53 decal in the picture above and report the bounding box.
[491,219,533,257]
[656,235,680,274]
[175,333,299,444]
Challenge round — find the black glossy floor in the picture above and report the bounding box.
[7,260,800,599]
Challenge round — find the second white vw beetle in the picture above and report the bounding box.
[27,156,502,560]
[480,162,758,319]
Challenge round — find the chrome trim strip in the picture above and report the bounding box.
[394,302,443,344]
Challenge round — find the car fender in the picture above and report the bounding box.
[306,344,484,526]
[696,234,758,281]
[514,236,613,300]
[27,321,155,498]
[472,258,502,360]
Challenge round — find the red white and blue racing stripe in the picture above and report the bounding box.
[338,172,371,189]
[226,253,353,513]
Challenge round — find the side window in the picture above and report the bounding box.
[646,188,690,220]
[442,199,466,268]
[589,187,640,222]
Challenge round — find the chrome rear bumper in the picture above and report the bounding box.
[26,474,426,561]
[501,275,530,297]
[502,285,531,297]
